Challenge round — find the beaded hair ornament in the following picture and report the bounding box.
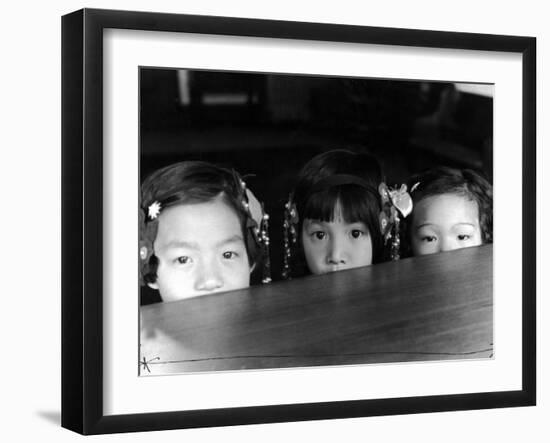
[282,196,299,280]
[282,176,414,278]
[378,182,415,260]
[139,171,271,286]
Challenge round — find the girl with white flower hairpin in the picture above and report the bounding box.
[282,149,413,279]
[139,161,270,303]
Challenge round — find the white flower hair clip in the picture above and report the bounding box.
[148,201,162,220]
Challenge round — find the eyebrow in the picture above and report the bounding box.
[163,235,244,250]
[414,223,434,230]
[215,235,245,248]
[415,222,476,230]
[163,240,200,250]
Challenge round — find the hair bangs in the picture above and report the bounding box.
[302,185,377,224]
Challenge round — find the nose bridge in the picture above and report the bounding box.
[328,232,347,263]
[194,256,223,291]
[440,235,457,252]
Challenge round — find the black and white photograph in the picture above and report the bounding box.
[4,0,549,440]
[138,68,494,375]
[57,5,538,436]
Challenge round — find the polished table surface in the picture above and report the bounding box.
[139,244,493,375]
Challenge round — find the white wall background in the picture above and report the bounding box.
[0,1,546,441]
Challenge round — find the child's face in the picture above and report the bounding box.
[411,193,482,256]
[301,204,373,275]
[148,196,252,302]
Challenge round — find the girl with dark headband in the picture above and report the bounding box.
[283,149,389,278]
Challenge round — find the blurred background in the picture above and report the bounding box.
[140,68,493,302]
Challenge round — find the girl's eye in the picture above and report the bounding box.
[222,251,237,259]
[422,235,437,243]
[351,230,364,239]
[175,256,191,265]
[457,234,471,241]
[313,231,326,240]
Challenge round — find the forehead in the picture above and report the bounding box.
[413,194,479,226]
[155,198,243,245]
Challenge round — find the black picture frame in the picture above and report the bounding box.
[61,8,536,435]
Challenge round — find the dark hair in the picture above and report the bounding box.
[288,149,384,277]
[407,166,493,247]
[139,161,262,285]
